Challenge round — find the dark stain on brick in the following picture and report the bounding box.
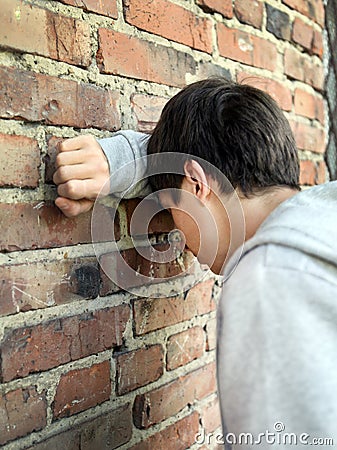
[266,4,291,41]
[70,265,101,299]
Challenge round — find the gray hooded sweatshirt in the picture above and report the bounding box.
[100,133,337,448]
[217,181,337,448]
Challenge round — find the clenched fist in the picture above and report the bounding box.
[53,135,110,217]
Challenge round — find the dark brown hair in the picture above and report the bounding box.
[147,78,300,202]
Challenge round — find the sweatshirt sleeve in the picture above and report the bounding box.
[98,130,152,199]
[217,244,337,447]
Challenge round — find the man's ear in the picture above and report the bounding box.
[183,160,211,203]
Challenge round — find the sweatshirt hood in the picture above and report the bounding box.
[223,181,337,278]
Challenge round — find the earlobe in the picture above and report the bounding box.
[183,160,210,202]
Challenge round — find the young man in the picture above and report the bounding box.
[54,79,337,446]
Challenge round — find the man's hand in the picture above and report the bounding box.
[53,135,110,218]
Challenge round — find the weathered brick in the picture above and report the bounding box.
[0,201,119,252]
[196,61,231,81]
[196,0,233,18]
[80,404,132,450]
[235,0,264,29]
[0,305,129,381]
[44,135,63,183]
[99,245,195,295]
[266,4,291,40]
[97,29,196,87]
[217,25,277,71]
[282,0,324,26]
[292,17,314,50]
[0,257,101,316]
[0,134,40,187]
[314,95,324,124]
[312,29,323,58]
[133,279,215,335]
[290,120,325,153]
[284,47,324,90]
[27,430,80,450]
[130,412,199,450]
[201,398,221,434]
[133,361,216,428]
[294,88,316,119]
[300,160,316,185]
[131,94,168,132]
[124,0,212,53]
[123,198,175,235]
[116,345,164,395]
[59,0,118,18]
[237,72,292,111]
[53,361,111,419]
[316,160,327,184]
[166,326,204,370]
[1,0,91,66]
[0,67,120,130]
[0,386,47,445]
[205,317,217,351]
[28,404,132,450]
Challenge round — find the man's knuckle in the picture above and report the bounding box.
[66,180,78,198]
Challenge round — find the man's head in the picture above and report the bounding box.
[147,78,300,273]
[148,77,300,198]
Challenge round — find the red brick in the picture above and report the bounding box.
[133,361,216,428]
[116,345,164,394]
[316,160,327,184]
[124,0,212,53]
[300,160,316,185]
[44,136,63,183]
[284,47,324,90]
[0,257,102,316]
[201,398,221,434]
[282,0,324,26]
[292,17,314,50]
[235,0,264,29]
[0,386,47,445]
[205,317,217,351]
[294,88,316,119]
[217,25,277,71]
[97,29,196,88]
[133,279,215,335]
[53,361,111,419]
[312,29,323,58]
[131,94,168,133]
[0,201,119,252]
[1,0,91,66]
[0,134,40,187]
[59,0,118,18]
[315,96,324,124]
[123,198,175,235]
[130,412,199,450]
[28,404,132,450]
[290,120,325,153]
[0,305,129,381]
[0,66,120,130]
[167,326,204,370]
[237,72,292,111]
[99,245,195,294]
[196,0,233,18]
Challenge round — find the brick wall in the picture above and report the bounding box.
[0,0,326,449]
